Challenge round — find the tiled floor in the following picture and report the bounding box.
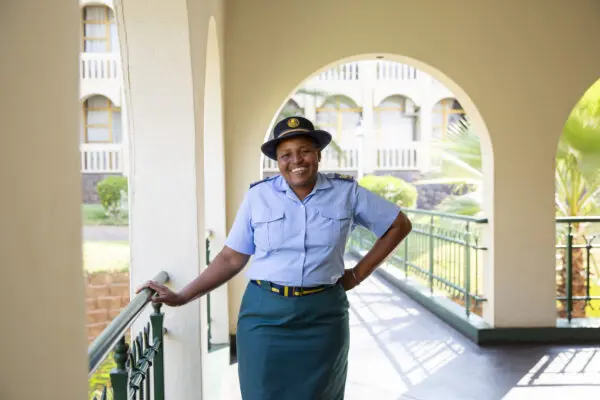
[215,271,600,399]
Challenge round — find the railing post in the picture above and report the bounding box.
[464,223,472,317]
[110,336,129,400]
[566,223,573,322]
[150,302,165,400]
[429,215,435,293]
[206,233,212,348]
[404,233,409,279]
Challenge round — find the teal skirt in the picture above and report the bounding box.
[237,281,350,400]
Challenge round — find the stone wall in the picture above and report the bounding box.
[82,173,123,204]
[85,270,130,344]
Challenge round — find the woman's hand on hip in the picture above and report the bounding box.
[136,280,186,307]
[338,267,362,291]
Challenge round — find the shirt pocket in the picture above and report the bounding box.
[252,208,285,251]
[317,208,352,246]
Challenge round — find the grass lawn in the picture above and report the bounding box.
[83,241,130,273]
[83,204,129,226]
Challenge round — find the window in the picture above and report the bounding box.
[316,96,362,148]
[433,98,465,138]
[374,95,419,144]
[277,100,304,122]
[82,6,118,52]
[82,96,122,143]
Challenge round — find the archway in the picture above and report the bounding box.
[554,78,600,321]
[256,56,493,321]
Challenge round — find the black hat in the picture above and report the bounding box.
[261,116,332,160]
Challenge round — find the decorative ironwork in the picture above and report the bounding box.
[89,272,168,400]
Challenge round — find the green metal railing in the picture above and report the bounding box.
[205,230,213,350]
[347,208,488,317]
[88,271,168,400]
[556,216,600,322]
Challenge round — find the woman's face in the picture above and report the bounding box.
[275,136,320,189]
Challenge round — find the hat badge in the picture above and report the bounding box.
[287,118,300,128]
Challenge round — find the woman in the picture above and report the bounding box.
[137,116,412,399]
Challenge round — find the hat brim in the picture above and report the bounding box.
[261,130,332,161]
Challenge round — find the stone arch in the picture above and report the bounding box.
[259,56,493,220]
[554,78,600,319]
[80,0,115,11]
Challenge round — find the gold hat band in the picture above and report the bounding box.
[277,128,311,138]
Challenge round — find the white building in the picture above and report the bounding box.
[77,2,466,202]
[261,60,466,179]
[79,0,128,202]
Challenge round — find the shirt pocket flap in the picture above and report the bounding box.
[253,208,284,223]
[319,208,351,220]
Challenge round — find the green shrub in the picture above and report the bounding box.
[97,176,128,220]
[88,354,116,400]
[358,175,418,208]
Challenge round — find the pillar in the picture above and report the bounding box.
[0,1,87,399]
[417,100,433,172]
[360,61,377,175]
[117,0,205,398]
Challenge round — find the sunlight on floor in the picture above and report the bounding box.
[503,348,600,399]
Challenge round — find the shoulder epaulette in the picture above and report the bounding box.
[327,173,355,182]
[249,175,278,189]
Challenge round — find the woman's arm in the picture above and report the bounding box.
[136,246,250,306]
[339,211,412,290]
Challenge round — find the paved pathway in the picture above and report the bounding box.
[214,261,600,399]
[83,225,129,242]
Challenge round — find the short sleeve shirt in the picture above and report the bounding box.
[225,173,401,286]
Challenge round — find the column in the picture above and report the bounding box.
[120,92,130,177]
[203,18,229,347]
[360,61,376,175]
[417,99,433,172]
[0,1,87,399]
[304,92,317,121]
[117,0,204,398]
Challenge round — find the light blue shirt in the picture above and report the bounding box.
[225,172,402,287]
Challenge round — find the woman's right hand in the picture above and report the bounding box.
[136,281,186,307]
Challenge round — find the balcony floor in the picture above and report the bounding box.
[215,263,600,399]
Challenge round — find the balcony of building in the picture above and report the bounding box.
[4,1,600,399]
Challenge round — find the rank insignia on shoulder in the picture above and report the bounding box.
[249,175,277,189]
[329,173,355,182]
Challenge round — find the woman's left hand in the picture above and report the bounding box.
[338,267,363,291]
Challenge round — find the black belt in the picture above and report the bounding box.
[251,280,334,297]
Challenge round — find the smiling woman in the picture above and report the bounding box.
[136,115,412,399]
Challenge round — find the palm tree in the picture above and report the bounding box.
[413,117,485,217]
[415,80,600,318]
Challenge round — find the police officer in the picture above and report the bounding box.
[138,116,412,399]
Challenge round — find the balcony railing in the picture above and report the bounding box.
[376,145,419,170]
[556,216,600,321]
[80,53,121,81]
[348,209,488,317]
[262,147,360,172]
[348,210,600,322]
[81,143,123,174]
[314,61,439,83]
[88,271,168,400]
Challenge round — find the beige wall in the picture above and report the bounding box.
[224,0,600,330]
[0,1,88,399]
